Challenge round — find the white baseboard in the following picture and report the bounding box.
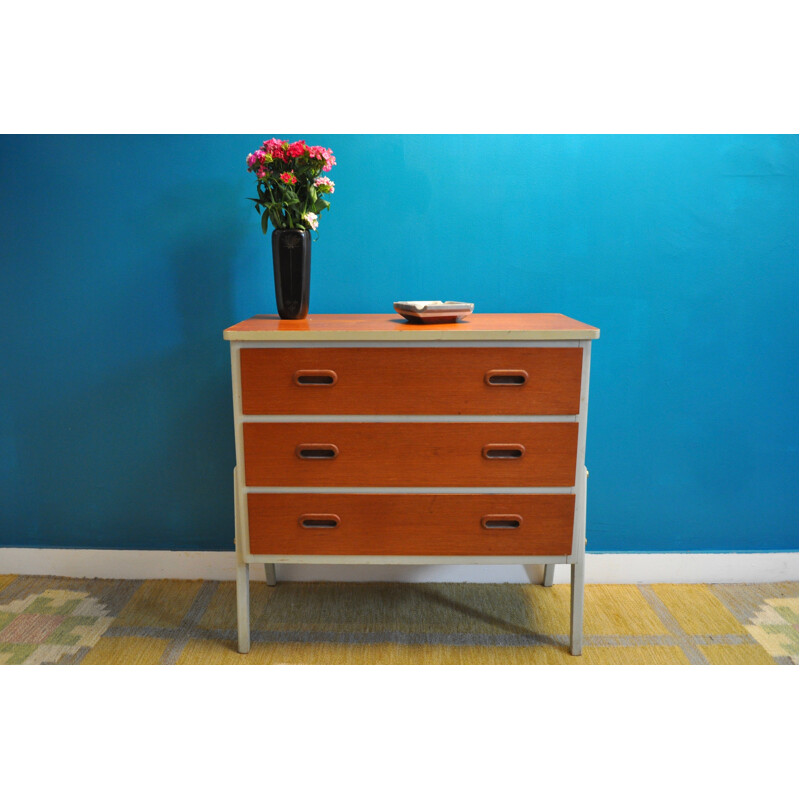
[0,548,797,584]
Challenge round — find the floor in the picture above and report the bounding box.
[0,574,796,665]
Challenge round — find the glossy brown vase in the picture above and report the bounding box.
[272,229,311,320]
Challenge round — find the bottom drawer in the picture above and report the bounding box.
[247,493,575,556]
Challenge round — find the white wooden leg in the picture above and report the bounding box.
[236,562,251,654]
[569,465,588,656]
[570,558,585,656]
[264,563,277,586]
[234,467,250,654]
[543,564,555,586]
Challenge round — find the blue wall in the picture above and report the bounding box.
[0,135,797,552]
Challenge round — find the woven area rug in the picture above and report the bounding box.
[0,574,796,665]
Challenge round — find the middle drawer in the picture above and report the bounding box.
[243,422,578,487]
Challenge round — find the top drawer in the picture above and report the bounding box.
[240,347,582,415]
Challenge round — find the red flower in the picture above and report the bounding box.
[287,140,307,158]
[280,171,297,185]
[262,139,288,162]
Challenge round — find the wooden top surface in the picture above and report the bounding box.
[224,313,599,341]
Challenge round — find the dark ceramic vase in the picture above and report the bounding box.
[272,229,311,320]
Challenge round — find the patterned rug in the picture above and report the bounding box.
[0,574,796,665]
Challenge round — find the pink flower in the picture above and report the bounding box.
[288,140,307,158]
[303,212,319,230]
[263,138,289,161]
[314,176,335,193]
[307,145,336,171]
[280,171,297,185]
[247,152,264,171]
[246,150,274,173]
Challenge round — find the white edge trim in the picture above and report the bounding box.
[241,415,578,423]
[233,340,583,348]
[244,487,575,494]
[225,333,598,343]
[1,549,796,584]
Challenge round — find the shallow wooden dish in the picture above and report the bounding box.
[393,301,474,324]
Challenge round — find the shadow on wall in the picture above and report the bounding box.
[18,181,248,550]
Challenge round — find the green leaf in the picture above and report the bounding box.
[261,209,269,234]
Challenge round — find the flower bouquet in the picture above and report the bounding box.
[247,138,336,234]
[245,137,336,319]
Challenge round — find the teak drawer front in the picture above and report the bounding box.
[240,347,582,415]
[243,422,578,487]
[247,493,575,556]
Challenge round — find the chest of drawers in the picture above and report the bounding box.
[224,313,599,656]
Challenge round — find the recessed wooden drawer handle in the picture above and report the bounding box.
[296,443,339,460]
[485,369,528,386]
[481,514,523,530]
[299,514,341,529]
[294,369,338,386]
[482,444,526,459]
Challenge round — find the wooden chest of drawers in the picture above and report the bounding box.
[224,313,599,655]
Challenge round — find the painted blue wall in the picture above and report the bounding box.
[0,135,796,552]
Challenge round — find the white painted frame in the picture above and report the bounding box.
[230,338,591,656]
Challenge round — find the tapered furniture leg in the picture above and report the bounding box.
[569,465,588,656]
[236,562,250,654]
[234,468,250,654]
[570,558,585,656]
[264,563,277,586]
[543,564,555,586]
